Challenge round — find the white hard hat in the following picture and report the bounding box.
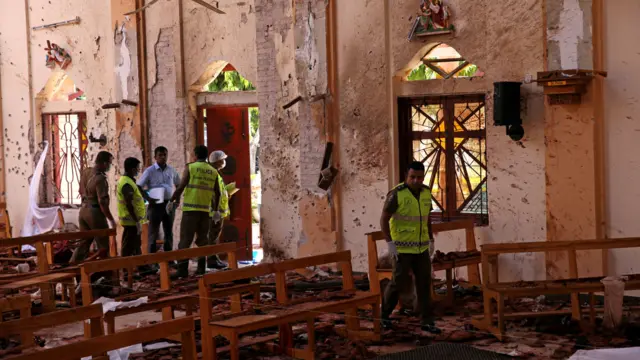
[209,150,228,163]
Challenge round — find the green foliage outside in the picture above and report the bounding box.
[249,108,259,139]
[407,62,479,81]
[206,70,259,138]
[408,63,437,81]
[207,70,256,92]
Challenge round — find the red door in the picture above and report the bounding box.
[204,107,252,260]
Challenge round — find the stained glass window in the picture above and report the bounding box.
[399,95,488,225]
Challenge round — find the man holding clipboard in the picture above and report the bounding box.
[137,146,181,261]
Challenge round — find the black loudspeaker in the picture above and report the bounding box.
[493,82,522,126]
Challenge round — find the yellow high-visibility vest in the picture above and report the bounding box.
[183,161,218,213]
[117,176,146,226]
[389,183,432,254]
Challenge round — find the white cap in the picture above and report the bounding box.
[209,150,228,163]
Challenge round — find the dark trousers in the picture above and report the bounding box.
[71,207,110,263]
[178,211,212,273]
[382,250,434,325]
[209,218,224,244]
[148,202,174,253]
[121,226,141,257]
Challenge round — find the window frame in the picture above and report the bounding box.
[398,94,489,225]
[41,112,88,207]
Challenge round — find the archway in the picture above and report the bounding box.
[193,62,261,261]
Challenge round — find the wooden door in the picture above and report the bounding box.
[203,107,252,260]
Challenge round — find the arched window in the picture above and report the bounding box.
[407,43,483,81]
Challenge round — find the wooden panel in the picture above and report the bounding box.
[0,304,102,338]
[82,242,237,273]
[0,229,116,248]
[482,237,640,254]
[10,317,196,360]
[0,272,75,291]
[202,263,274,286]
[0,295,31,313]
[272,251,351,272]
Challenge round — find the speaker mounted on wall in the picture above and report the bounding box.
[493,82,524,141]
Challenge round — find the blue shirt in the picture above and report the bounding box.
[137,163,181,201]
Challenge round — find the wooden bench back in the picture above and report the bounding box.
[198,251,355,333]
[0,295,32,345]
[0,303,103,351]
[480,237,640,285]
[272,250,354,304]
[0,202,11,239]
[0,229,116,275]
[8,316,197,360]
[80,242,240,306]
[367,219,479,283]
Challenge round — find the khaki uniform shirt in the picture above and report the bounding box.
[80,167,109,206]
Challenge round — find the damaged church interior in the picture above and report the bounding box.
[0,0,639,359]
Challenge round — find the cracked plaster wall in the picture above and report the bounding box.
[604,0,640,276]
[544,0,600,279]
[363,0,546,277]
[143,0,257,248]
[1,0,115,234]
[256,0,548,275]
[254,0,302,260]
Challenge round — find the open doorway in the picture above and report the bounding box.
[196,64,261,262]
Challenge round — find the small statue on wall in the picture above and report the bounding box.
[44,40,72,70]
[409,0,455,40]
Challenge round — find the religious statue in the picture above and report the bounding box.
[408,0,455,40]
[44,40,72,70]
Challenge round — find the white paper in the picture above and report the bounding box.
[144,342,179,351]
[91,296,149,315]
[569,347,640,360]
[149,188,165,201]
[81,343,143,360]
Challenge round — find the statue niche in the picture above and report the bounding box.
[408,0,455,41]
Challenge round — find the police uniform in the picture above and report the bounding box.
[177,160,220,275]
[71,167,111,263]
[381,183,434,326]
[117,175,146,257]
[209,175,230,244]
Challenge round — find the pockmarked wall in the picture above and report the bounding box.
[255,0,547,276]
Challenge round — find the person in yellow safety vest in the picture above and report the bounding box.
[207,150,230,269]
[379,161,441,334]
[117,157,158,278]
[169,145,221,278]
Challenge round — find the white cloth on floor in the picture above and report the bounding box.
[20,141,62,249]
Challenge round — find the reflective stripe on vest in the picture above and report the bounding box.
[210,175,230,218]
[183,161,218,213]
[389,184,432,254]
[116,176,146,226]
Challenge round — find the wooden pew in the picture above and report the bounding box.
[199,250,381,360]
[0,202,12,240]
[0,229,116,312]
[0,295,32,346]
[0,304,103,357]
[79,242,239,336]
[367,219,481,303]
[7,316,197,360]
[471,237,640,340]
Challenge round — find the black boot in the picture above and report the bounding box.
[196,257,206,275]
[172,260,189,280]
[207,255,227,269]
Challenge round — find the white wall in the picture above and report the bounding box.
[604,0,640,275]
